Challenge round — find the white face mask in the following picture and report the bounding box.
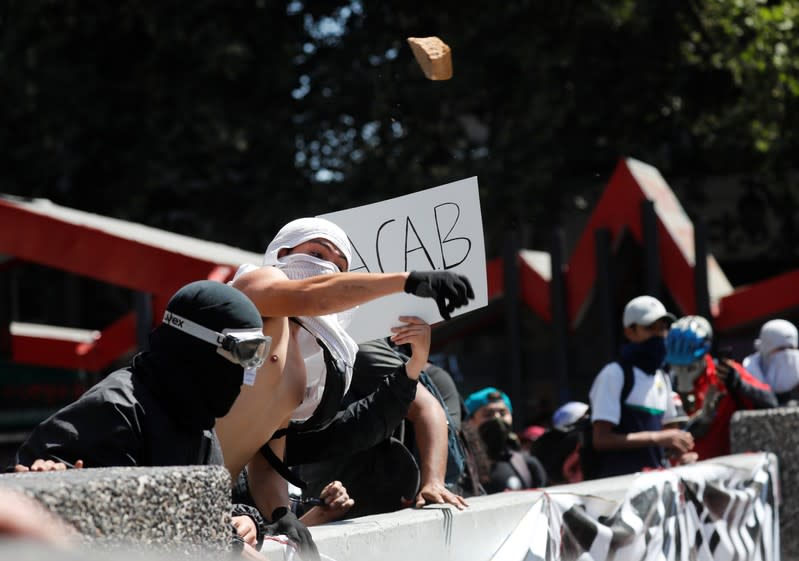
[765,349,799,393]
[277,253,341,278]
[672,360,705,393]
[276,253,356,330]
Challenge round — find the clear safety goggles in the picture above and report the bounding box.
[162,311,271,370]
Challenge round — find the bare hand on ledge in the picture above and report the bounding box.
[14,459,85,472]
[414,480,468,510]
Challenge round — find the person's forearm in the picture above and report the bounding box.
[407,387,449,486]
[592,429,658,450]
[236,271,409,317]
[405,355,426,380]
[730,367,778,409]
[300,506,335,527]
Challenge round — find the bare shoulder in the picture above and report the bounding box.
[231,265,288,292]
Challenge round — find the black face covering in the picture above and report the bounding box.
[620,335,667,375]
[478,417,517,461]
[133,281,263,431]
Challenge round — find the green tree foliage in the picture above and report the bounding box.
[681,0,798,162]
[1,0,796,257]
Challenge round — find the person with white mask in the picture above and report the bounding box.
[215,217,474,559]
[665,315,777,461]
[743,319,799,404]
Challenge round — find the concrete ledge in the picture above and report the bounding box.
[295,491,543,561]
[0,455,776,560]
[265,453,772,561]
[0,466,231,551]
[731,406,799,557]
[0,541,227,561]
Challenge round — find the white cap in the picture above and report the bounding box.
[552,401,589,429]
[756,319,798,355]
[622,295,676,328]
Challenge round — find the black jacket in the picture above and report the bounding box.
[14,368,224,469]
[284,362,417,465]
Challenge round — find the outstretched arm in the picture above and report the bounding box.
[234,268,474,320]
[233,266,408,317]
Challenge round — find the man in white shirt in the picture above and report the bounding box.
[588,295,695,478]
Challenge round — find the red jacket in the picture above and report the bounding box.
[684,355,776,460]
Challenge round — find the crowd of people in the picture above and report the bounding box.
[530,295,791,487]
[3,217,798,559]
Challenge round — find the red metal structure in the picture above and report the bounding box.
[0,194,260,371]
[2,157,797,372]
[487,158,799,331]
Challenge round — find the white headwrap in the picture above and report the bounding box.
[231,218,359,420]
[742,319,799,394]
[262,217,353,270]
[755,319,798,358]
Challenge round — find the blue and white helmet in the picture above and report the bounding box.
[665,315,713,366]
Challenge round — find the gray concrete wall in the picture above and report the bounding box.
[0,465,231,553]
[731,406,799,559]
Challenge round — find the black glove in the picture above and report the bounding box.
[404,271,475,320]
[264,507,320,561]
[716,359,741,392]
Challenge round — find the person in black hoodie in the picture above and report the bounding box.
[11,280,270,555]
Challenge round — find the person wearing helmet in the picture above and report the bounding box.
[665,315,777,460]
[742,319,799,405]
[588,296,695,479]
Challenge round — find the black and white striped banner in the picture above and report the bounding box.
[492,454,779,561]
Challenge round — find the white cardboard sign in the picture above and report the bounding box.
[319,177,487,343]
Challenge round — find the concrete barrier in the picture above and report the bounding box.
[264,452,776,561]
[731,405,799,559]
[0,454,778,561]
[0,465,231,553]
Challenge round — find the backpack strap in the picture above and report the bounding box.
[619,360,636,405]
[259,442,307,490]
[508,450,533,488]
[579,360,637,481]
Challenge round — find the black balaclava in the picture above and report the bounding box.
[133,280,263,431]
